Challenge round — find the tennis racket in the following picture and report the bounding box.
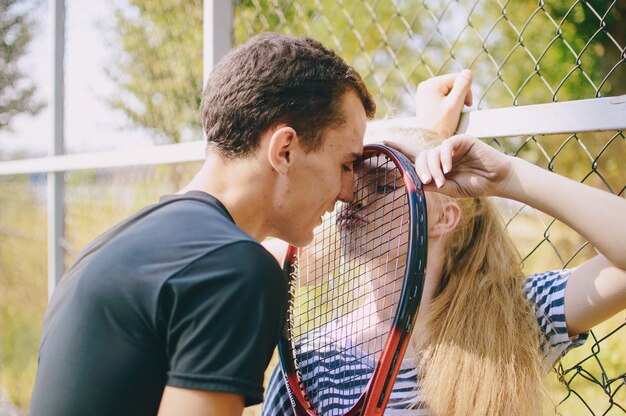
[278,144,428,415]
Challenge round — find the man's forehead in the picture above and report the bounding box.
[348,150,363,160]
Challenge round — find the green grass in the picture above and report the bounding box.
[0,177,47,411]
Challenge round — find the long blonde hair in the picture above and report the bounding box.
[365,126,546,414]
[416,195,545,415]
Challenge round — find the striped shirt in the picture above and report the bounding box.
[262,269,588,415]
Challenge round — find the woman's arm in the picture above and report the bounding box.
[396,134,626,335]
[503,156,626,270]
[414,69,473,137]
[503,155,626,335]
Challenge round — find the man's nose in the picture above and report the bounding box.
[344,179,372,209]
[338,185,354,204]
[338,173,356,203]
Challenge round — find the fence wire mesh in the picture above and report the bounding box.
[0,0,624,414]
[489,129,625,414]
[235,0,626,114]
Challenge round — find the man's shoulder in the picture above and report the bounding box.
[129,191,256,249]
[180,240,286,292]
[155,191,239,230]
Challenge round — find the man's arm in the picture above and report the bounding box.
[158,386,244,416]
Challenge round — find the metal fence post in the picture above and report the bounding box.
[48,0,65,299]
[203,0,234,85]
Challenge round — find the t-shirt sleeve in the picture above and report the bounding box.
[523,269,589,367]
[262,364,294,416]
[158,241,287,406]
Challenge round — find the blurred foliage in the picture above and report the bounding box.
[0,175,47,410]
[0,164,199,413]
[545,314,626,415]
[106,0,625,140]
[463,1,626,107]
[106,0,204,144]
[0,0,44,130]
[489,130,625,208]
[234,0,626,111]
[106,0,625,203]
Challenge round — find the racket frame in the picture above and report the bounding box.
[278,144,428,416]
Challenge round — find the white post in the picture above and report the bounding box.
[48,0,65,299]
[203,0,234,84]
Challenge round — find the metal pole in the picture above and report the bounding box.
[48,0,65,299]
[203,0,234,85]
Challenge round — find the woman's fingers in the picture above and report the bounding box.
[440,140,455,174]
[415,70,473,136]
[447,69,473,107]
[426,148,445,188]
[382,139,436,185]
[415,149,431,185]
[383,138,465,189]
[419,72,459,96]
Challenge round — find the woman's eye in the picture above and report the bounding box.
[376,183,398,194]
[342,164,353,172]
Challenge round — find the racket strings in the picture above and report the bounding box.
[288,154,411,415]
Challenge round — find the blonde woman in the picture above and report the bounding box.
[262,73,626,415]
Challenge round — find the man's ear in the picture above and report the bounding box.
[267,126,297,174]
[429,200,461,238]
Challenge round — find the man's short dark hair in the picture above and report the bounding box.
[200,33,376,158]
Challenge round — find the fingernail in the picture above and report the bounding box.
[442,164,450,174]
[435,178,443,188]
[421,174,430,183]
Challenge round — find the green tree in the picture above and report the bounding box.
[470,2,625,188]
[234,0,419,117]
[0,0,44,130]
[473,1,625,107]
[107,0,203,144]
[106,0,409,142]
[106,1,624,136]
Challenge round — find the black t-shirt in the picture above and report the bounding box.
[30,191,287,416]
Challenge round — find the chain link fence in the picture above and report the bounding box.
[235,0,625,113]
[0,0,624,414]
[489,129,625,414]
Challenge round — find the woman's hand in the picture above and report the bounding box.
[386,134,513,198]
[415,70,473,137]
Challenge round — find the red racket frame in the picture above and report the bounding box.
[278,144,428,416]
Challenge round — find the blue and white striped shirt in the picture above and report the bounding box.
[262,269,588,415]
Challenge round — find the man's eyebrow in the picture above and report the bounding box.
[349,152,363,162]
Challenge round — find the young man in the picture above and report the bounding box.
[29,33,375,416]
